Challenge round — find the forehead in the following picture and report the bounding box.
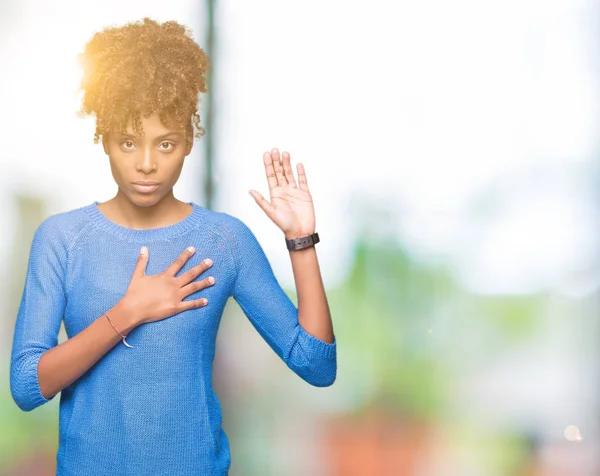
[118,113,186,137]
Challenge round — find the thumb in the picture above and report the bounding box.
[249,190,275,217]
[133,246,149,279]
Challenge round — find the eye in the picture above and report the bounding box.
[159,141,175,151]
[121,140,135,149]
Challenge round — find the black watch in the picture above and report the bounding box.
[286,232,320,251]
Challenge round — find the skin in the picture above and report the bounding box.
[98,113,195,228]
[37,113,334,400]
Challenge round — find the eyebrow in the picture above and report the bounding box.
[155,132,185,141]
[115,132,184,141]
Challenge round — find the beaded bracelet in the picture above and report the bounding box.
[105,311,134,348]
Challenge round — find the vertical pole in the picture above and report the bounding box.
[204,0,216,210]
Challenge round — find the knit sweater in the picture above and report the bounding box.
[9,200,337,476]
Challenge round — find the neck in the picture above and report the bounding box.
[99,189,192,230]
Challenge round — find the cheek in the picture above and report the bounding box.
[108,157,127,181]
[164,159,186,183]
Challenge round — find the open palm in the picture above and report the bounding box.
[249,148,316,239]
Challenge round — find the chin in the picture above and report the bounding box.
[126,191,165,207]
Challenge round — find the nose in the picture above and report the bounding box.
[136,147,157,174]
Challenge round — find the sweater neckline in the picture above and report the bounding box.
[84,200,204,242]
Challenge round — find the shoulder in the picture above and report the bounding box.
[194,207,263,260]
[197,207,256,240]
[32,204,94,253]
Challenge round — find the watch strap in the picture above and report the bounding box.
[286,232,320,251]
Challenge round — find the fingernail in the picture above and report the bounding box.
[187,246,195,253]
[204,258,212,266]
[140,246,147,255]
[208,276,215,284]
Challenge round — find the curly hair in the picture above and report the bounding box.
[78,17,210,145]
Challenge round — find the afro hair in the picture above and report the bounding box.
[78,17,210,145]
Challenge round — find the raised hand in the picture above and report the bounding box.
[120,246,215,325]
[248,148,316,239]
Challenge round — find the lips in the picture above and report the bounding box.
[132,182,160,193]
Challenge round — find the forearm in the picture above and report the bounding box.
[288,245,334,344]
[38,300,139,399]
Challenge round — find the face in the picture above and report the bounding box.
[102,113,193,206]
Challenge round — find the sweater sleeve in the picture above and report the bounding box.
[228,217,336,387]
[10,217,68,411]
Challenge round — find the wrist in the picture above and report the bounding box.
[109,299,142,334]
[285,231,320,251]
[284,229,314,240]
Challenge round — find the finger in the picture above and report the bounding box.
[297,162,310,192]
[263,151,278,192]
[132,246,149,279]
[177,258,213,286]
[181,297,209,312]
[249,190,276,217]
[271,148,288,186]
[282,151,297,188]
[180,276,215,298]
[164,246,196,276]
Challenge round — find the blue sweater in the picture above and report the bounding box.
[9,201,337,475]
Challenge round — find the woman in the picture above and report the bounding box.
[9,17,336,475]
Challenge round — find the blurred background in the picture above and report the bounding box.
[1,0,599,474]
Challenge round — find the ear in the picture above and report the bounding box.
[184,140,193,157]
[102,134,109,155]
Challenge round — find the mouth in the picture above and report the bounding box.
[131,182,160,194]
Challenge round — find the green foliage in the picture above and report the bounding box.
[476,296,544,340]
[0,371,58,468]
[326,234,543,421]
